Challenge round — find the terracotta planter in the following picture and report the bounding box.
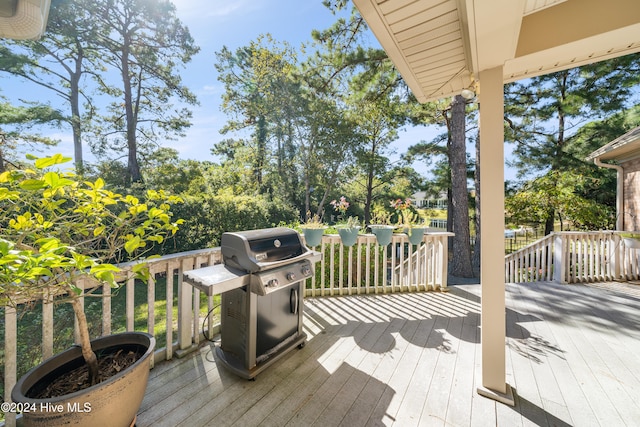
[369,225,395,246]
[337,226,361,247]
[12,332,155,427]
[405,227,427,245]
[301,227,325,247]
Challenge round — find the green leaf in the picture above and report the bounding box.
[124,236,142,255]
[37,237,64,252]
[148,235,164,243]
[19,179,46,190]
[90,264,120,273]
[93,270,116,285]
[35,154,72,169]
[0,239,14,255]
[93,225,106,237]
[27,267,53,277]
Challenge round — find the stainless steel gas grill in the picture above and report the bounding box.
[183,227,320,379]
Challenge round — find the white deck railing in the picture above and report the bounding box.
[1,231,452,425]
[305,232,452,296]
[505,231,640,284]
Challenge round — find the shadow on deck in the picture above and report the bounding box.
[138,281,640,426]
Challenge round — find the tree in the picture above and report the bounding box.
[0,101,64,171]
[0,154,182,386]
[407,97,477,277]
[448,95,473,277]
[505,54,640,233]
[91,0,199,185]
[293,91,358,218]
[215,35,296,192]
[349,82,404,224]
[506,171,614,231]
[0,0,106,172]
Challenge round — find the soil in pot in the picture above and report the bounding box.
[12,332,154,427]
[28,345,144,399]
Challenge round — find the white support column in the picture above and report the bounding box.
[477,65,514,405]
[553,234,567,283]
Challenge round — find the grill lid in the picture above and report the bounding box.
[221,227,310,273]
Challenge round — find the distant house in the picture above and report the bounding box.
[411,191,448,209]
[587,126,640,231]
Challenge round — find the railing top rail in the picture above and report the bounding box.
[504,230,627,262]
[321,231,455,239]
[551,230,618,236]
[117,247,221,269]
[504,233,555,261]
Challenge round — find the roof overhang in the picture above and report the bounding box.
[0,0,51,40]
[354,0,640,102]
[586,126,640,162]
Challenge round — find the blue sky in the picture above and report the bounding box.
[2,0,506,181]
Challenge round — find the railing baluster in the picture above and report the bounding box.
[178,256,195,351]
[165,263,176,360]
[43,290,54,359]
[4,306,17,427]
[102,281,111,336]
[147,271,156,337]
[126,275,135,332]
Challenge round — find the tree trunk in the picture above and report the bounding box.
[472,134,481,274]
[121,33,143,186]
[544,213,555,235]
[70,297,99,385]
[449,95,473,277]
[70,42,84,174]
[255,115,267,190]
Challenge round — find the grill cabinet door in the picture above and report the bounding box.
[256,283,299,357]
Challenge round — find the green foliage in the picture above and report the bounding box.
[0,101,63,171]
[0,154,183,308]
[505,171,614,231]
[505,54,640,177]
[170,190,298,250]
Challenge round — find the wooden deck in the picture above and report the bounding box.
[137,281,640,426]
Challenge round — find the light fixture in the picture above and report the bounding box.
[0,0,51,40]
[461,88,475,100]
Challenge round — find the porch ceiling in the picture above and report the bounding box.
[353,0,640,102]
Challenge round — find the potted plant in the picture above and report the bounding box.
[620,232,640,249]
[391,198,427,245]
[299,211,326,247]
[1,154,183,427]
[368,210,396,246]
[331,196,361,247]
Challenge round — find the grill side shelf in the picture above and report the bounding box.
[183,264,250,296]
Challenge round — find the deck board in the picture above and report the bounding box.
[137,281,640,427]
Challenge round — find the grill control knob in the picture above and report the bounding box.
[301,266,311,276]
[286,272,296,281]
[267,278,279,287]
